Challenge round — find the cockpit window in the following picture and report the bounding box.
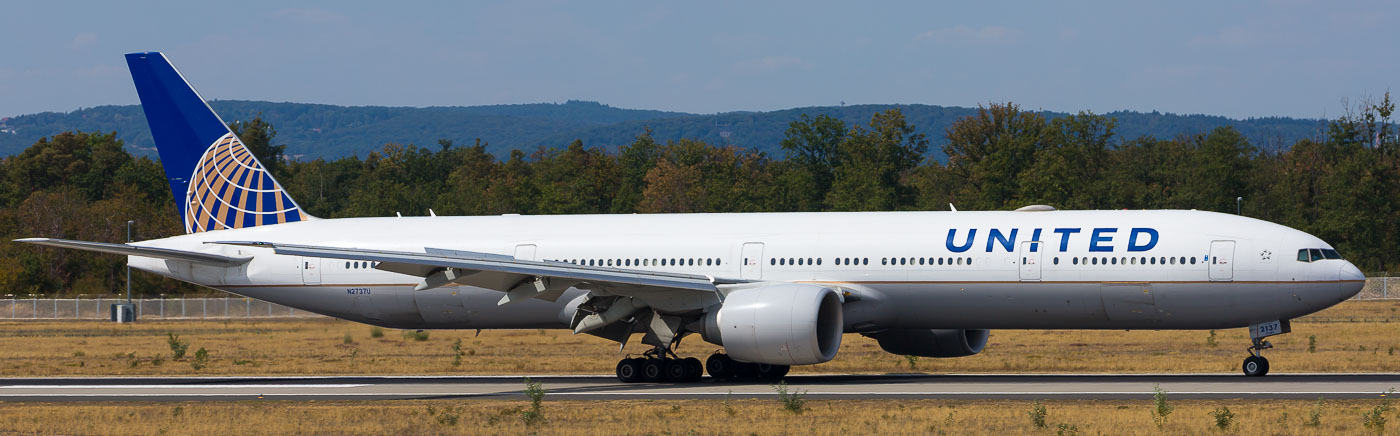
[1321,249,1342,260]
[1297,249,1309,262]
[1309,249,1324,262]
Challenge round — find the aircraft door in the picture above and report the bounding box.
[300,257,321,285]
[1209,240,1235,281]
[1018,241,1042,281]
[514,244,538,261]
[741,242,764,280]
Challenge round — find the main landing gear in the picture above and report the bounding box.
[615,348,703,383]
[613,350,790,383]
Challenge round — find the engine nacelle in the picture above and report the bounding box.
[865,329,990,358]
[702,284,843,365]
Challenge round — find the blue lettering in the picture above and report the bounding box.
[1029,228,1043,252]
[986,228,1018,252]
[946,229,976,253]
[1089,228,1117,252]
[1053,228,1080,252]
[1128,228,1159,252]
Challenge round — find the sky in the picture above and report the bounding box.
[1,1,1396,120]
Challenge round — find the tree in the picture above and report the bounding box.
[826,109,928,211]
[943,103,1048,210]
[781,114,846,209]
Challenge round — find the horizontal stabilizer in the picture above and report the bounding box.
[15,238,251,266]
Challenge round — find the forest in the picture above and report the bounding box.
[0,95,1394,296]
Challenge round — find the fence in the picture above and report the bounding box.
[1,276,1397,320]
[0,297,323,320]
[1356,275,1399,300]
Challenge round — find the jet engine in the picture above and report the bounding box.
[701,284,843,365]
[864,328,990,358]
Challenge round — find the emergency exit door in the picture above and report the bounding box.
[741,242,764,280]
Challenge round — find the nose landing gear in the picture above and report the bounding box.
[1242,320,1289,377]
[1243,338,1271,377]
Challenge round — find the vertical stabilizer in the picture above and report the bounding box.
[125,52,310,233]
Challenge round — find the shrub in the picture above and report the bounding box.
[1305,397,1323,427]
[342,333,353,344]
[426,405,460,426]
[1363,391,1393,433]
[774,381,807,414]
[723,390,737,417]
[190,348,208,370]
[370,326,384,338]
[1206,330,1217,347]
[452,338,463,367]
[403,330,429,341]
[1055,423,1079,436]
[522,377,546,426]
[1209,406,1234,431]
[167,333,189,360]
[1028,400,1048,429]
[1151,384,1173,428]
[1308,335,1317,353]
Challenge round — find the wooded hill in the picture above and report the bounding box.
[0,100,1325,160]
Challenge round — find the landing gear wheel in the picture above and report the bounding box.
[1242,355,1269,377]
[616,358,644,383]
[683,357,704,382]
[756,363,791,380]
[706,353,734,380]
[642,358,666,382]
[664,359,689,382]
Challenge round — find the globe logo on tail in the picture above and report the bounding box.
[184,133,306,233]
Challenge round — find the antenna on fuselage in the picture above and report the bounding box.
[949,203,957,212]
[429,209,437,217]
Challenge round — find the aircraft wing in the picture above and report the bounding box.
[15,238,251,266]
[211,241,730,310]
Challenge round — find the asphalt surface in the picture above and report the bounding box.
[2,374,1399,402]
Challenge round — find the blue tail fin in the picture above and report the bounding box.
[125,52,311,234]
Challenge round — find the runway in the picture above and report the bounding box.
[2,374,1399,402]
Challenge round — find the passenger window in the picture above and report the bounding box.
[968,258,973,265]
[1053,257,1059,265]
[1169,257,1176,265]
[957,258,964,265]
[1072,257,1079,265]
[1112,257,1118,265]
[771,258,776,265]
[717,258,723,266]
[882,258,888,265]
[1190,257,1197,265]
[1092,257,1098,265]
[863,258,869,265]
[900,258,907,266]
[346,262,351,269]
[706,258,712,266]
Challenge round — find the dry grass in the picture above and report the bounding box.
[1,299,1398,376]
[0,398,1394,435]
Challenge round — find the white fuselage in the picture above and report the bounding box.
[128,209,1365,332]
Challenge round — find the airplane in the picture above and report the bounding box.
[17,52,1365,382]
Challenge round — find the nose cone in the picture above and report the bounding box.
[1339,262,1365,299]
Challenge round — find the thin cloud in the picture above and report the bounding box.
[70,32,97,50]
[274,8,350,25]
[732,55,804,74]
[915,25,1021,45]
